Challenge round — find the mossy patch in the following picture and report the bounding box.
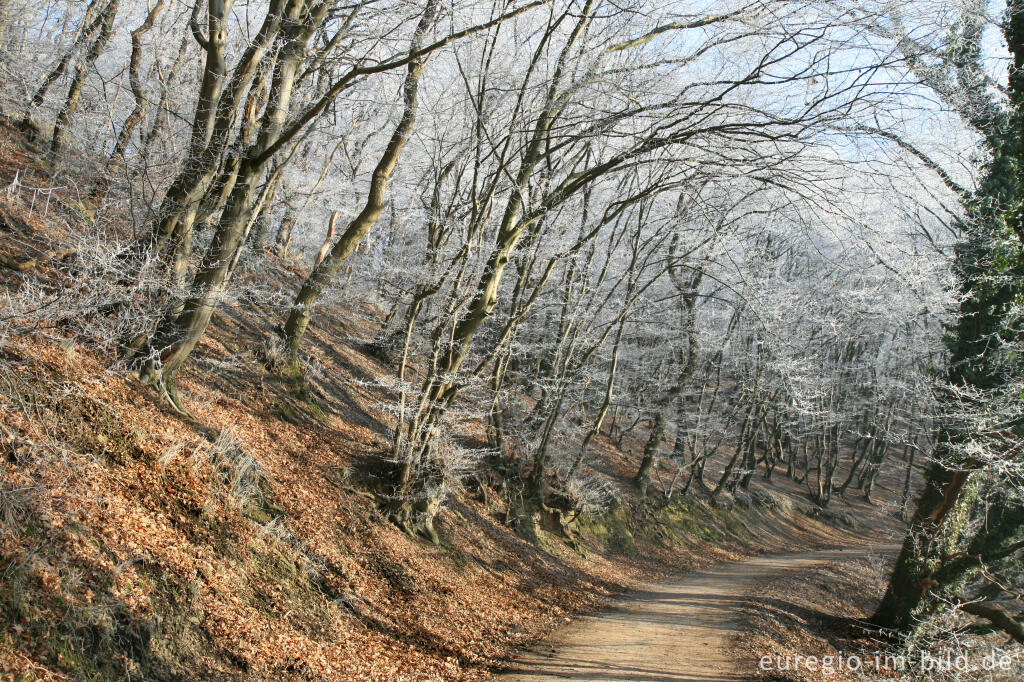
[659,496,726,544]
[578,505,638,556]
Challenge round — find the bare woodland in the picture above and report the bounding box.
[0,0,1023,677]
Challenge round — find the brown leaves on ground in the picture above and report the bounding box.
[0,326,709,681]
[737,554,901,681]
[0,311,884,681]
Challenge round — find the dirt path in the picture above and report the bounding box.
[497,546,896,682]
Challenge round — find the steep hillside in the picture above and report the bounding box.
[0,123,909,681]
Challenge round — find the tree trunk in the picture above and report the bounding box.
[315,210,339,266]
[149,0,283,257]
[406,1,598,444]
[635,411,667,499]
[570,318,624,479]
[872,457,974,632]
[635,258,702,496]
[50,0,120,155]
[104,0,166,172]
[899,439,917,521]
[137,0,310,408]
[20,0,107,139]
[281,0,439,374]
[275,207,298,256]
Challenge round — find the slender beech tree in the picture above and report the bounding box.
[279,0,441,374]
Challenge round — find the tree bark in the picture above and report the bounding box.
[20,0,107,139]
[50,0,120,154]
[315,211,339,266]
[137,0,317,409]
[104,0,166,172]
[281,0,440,374]
[872,455,974,632]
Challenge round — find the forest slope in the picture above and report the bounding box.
[0,124,910,681]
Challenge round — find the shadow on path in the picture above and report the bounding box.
[497,546,899,682]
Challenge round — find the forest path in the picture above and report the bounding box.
[497,546,897,681]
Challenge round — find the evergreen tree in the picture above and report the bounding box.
[873,0,1024,640]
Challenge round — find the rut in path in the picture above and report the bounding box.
[498,546,897,682]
